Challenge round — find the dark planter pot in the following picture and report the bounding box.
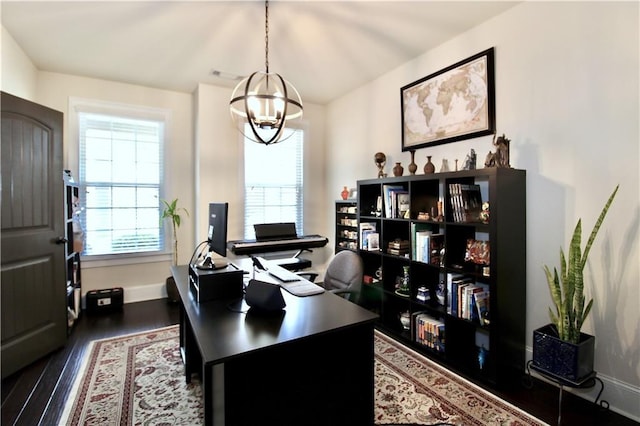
[532,324,595,383]
[166,276,180,303]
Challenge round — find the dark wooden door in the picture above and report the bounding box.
[1,91,66,379]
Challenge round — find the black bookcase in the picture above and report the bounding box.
[356,167,526,387]
[63,173,82,332]
[335,200,358,253]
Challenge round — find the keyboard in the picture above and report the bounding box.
[257,258,324,297]
[268,268,300,282]
[228,235,329,255]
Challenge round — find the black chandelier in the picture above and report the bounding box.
[229,0,303,145]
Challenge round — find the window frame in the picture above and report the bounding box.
[242,126,305,241]
[69,98,172,266]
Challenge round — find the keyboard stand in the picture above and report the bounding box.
[272,249,312,271]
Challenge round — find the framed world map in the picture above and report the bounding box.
[401,48,495,151]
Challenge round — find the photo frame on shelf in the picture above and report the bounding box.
[400,47,495,151]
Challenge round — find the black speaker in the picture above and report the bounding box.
[245,279,286,312]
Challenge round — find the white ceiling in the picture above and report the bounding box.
[1,1,517,105]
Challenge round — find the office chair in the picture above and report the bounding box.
[299,250,363,303]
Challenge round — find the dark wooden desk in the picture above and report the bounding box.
[171,265,378,426]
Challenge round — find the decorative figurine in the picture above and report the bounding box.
[484,151,496,167]
[440,158,450,172]
[374,152,387,178]
[395,265,411,297]
[493,133,511,168]
[463,149,477,170]
[485,133,511,168]
[479,202,490,223]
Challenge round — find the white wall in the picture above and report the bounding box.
[5,68,196,301]
[1,26,38,100]
[326,2,639,420]
[193,83,332,268]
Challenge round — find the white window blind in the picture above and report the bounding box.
[78,112,164,256]
[244,129,304,240]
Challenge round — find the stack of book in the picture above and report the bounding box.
[387,239,409,256]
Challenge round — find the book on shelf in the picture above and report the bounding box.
[448,183,461,222]
[382,185,400,218]
[411,222,432,262]
[460,184,483,222]
[474,290,490,326]
[382,184,405,218]
[448,183,483,223]
[451,282,489,321]
[414,312,445,352]
[446,272,466,314]
[359,222,377,250]
[461,284,486,320]
[449,276,473,317]
[397,192,410,218]
[428,234,444,266]
[366,232,380,251]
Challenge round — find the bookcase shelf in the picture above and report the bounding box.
[335,200,358,253]
[356,167,526,387]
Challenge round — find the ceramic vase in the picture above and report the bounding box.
[408,150,417,175]
[424,156,435,174]
[393,162,404,177]
[341,186,349,200]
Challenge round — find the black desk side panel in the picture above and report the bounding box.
[224,323,375,426]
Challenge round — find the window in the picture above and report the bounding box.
[77,109,166,257]
[243,128,304,240]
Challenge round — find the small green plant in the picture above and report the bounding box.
[161,198,189,265]
[544,185,618,344]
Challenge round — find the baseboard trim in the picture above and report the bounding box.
[122,282,167,304]
[526,349,640,422]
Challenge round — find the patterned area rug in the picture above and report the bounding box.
[59,326,203,425]
[60,326,547,426]
[374,331,547,426]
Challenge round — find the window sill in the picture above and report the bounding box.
[81,252,172,269]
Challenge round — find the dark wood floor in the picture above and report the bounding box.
[2,299,637,426]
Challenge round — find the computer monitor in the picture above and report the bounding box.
[196,202,229,270]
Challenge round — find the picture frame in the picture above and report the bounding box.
[401,47,495,151]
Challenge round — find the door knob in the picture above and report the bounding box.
[56,236,68,244]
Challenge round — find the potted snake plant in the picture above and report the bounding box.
[532,185,618,383]
[161,198,189,303]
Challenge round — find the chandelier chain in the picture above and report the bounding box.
[264,0,269,73]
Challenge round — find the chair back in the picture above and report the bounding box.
[323,251,363,303]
